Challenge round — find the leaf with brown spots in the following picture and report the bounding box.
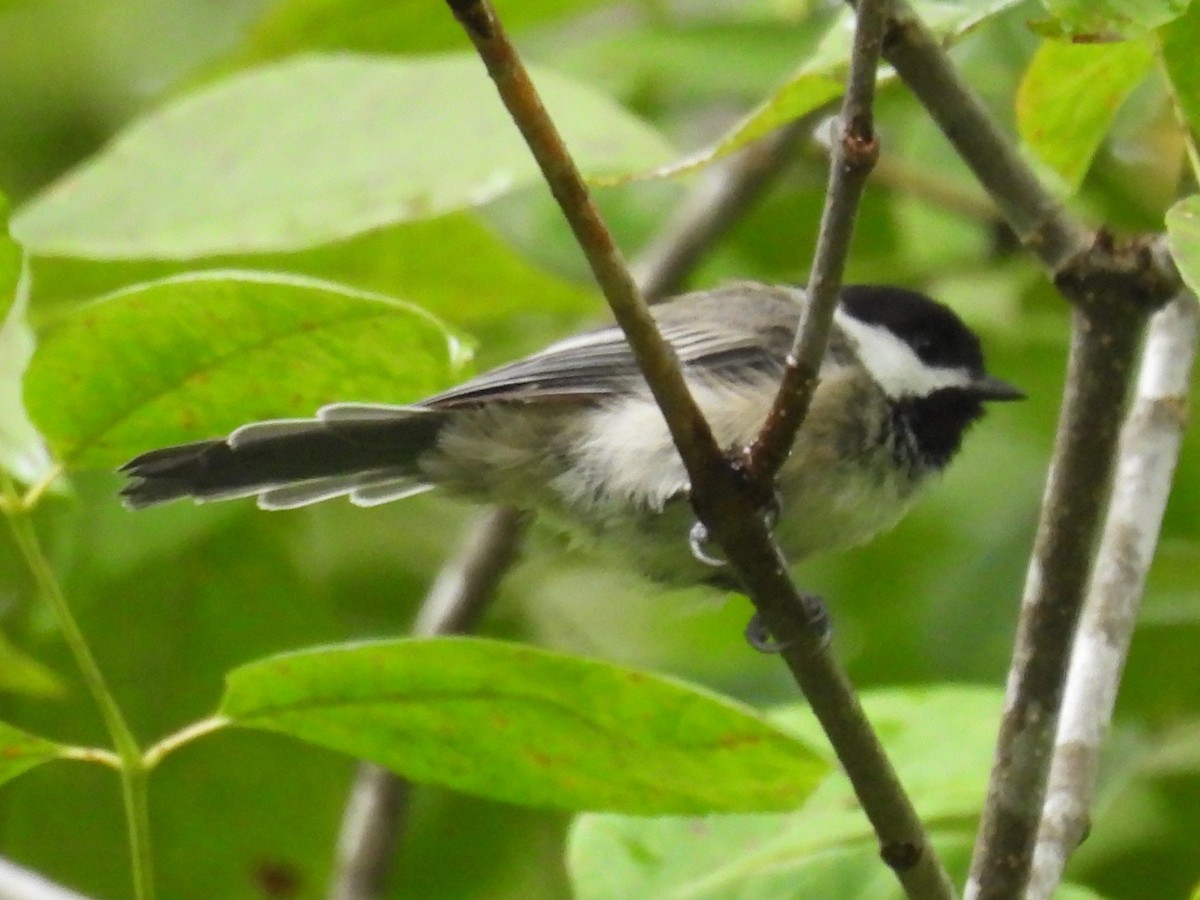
[24,271,465,469]
[0,720,65,787]
[220,637,828,814]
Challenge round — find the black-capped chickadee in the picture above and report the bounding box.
[120,282,1022,584]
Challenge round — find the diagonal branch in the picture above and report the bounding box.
[446,0,725,488]
[879,0,1089,273]
[446,1,958,898]
[325,66,821,900]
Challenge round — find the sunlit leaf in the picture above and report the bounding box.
[24,271,466,469]
[0,720,65,787]
[220,637,830,814]
[1167,195,1200,295]
[0,194,53,485]
[233,0,610,62]
[1159,3,1200,140]
[1016,38,1154,191]
[552,19,833,108]
[638,0,1027,180]
[569,686,1002,897]
[26,212,597,342]
[0,630,63,698]
[1040,0,1192,36]
[12,54,674,259]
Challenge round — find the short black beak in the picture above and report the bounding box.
[972,374,1025,402]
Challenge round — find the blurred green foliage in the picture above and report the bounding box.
[1,0,1198,899]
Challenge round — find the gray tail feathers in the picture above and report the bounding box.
[119,404,448,510]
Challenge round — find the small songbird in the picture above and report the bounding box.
[120,282,1022,584]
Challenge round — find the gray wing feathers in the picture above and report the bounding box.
[424,283,803,406]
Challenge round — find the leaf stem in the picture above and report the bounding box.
[142,716,230,770]
[1,476,156,900]
[60,745,123,768]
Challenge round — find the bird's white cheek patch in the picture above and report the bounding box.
[834,311,974,398]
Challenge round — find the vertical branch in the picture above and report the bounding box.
[1027,293,1199,899]
[964,250,1160,900]
[871,2,1184,895]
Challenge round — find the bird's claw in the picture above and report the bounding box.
[688,521,727,568]
[687,485,780,570]
[745,613,789,653]
[743,593,833,655]
[761,489,783,531]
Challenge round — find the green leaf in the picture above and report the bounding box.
[568,686,1002,898]
[583,832,977,900]
[1141,540,1200,626]
[0,193,19,315]
[1039,0,1192,37]
[1167,194,1200,295]
[1016,38,1154,192]
[0,629,63,698]
[553,19,833,109]
[0,720,65,787]
[0,194,53,485]
[220,637,830,814]
[24,271,466,469]
[641,0,1026,179]
[233,0,610,63]
[27,212,596,341]
[1057,885,1113,900]
[1159,2,1200,138]
[12,54,673,259]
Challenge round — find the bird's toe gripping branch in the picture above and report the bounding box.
[688,463,829,654]
[745,593,832,655]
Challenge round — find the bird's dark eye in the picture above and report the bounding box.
[912,335,940,362]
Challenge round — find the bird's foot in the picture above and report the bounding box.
[743,592,832,654]
[688,520,727,568]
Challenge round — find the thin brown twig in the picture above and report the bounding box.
[447,1,959,898]
[873,3,1184,897]
[749,0,884,481]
